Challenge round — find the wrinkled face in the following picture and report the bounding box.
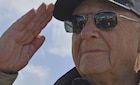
[72,0,140,77]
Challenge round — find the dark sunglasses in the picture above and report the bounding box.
[64,11,140,33]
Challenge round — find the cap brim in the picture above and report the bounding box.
[53,0,83,21]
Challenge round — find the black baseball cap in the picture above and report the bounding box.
[53,0,140,21]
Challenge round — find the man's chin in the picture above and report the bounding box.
[79,62,111,75]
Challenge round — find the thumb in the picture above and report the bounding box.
[31,35,45,56]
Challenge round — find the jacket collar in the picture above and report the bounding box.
[54,67,92,85]
[54,67,140,85]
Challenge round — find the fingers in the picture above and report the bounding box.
[31,35,45,56]
[6,3,54,45]
[25,3,54,37]
[40,3,54,27]
[21,3,54,44]
[11,9,36,32]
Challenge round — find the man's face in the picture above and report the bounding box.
[72,0,139,77]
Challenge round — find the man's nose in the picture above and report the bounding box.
[80,18,100,40]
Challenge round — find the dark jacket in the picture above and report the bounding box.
[54,67,93,85]
[54,67,140,85]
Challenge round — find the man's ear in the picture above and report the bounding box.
[134,53,140,73]
[134,41,140,73]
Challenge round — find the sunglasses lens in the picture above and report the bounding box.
[64,21,73,33]
[94,12,117,30]
[72,15,86,33]
[64,12,118,33]
[64,15,86,33]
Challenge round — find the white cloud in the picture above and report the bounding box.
[13,65,50,85]
[7,0,56,13]
[47,19,72,57]
[0,0,56,22]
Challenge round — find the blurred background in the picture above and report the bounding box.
[0,0,75,85]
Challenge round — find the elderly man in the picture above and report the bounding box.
[53,0,140,85]
[0,0,140,85]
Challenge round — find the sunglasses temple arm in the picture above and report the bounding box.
[119,15,140,23]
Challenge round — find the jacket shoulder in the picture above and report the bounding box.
[54,67,81,85]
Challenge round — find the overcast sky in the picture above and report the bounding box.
[0,0,75,85]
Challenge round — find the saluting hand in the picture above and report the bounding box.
[0,3,54,73]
